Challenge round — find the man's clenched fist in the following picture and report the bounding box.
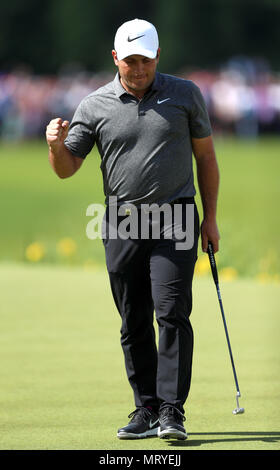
[46,118,69,151]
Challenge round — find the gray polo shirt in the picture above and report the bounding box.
[64,72,211,206]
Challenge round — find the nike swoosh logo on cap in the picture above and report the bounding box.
[149,418,159,428]
[128,34,145,42]
[157,98,171,104]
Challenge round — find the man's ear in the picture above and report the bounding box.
[156,47,161,63]
[112,50,118,66]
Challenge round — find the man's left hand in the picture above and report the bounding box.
[200,218,220,253]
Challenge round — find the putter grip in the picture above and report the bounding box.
[207,241,219,285]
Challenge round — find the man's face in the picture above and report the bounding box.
[112,49,160,97]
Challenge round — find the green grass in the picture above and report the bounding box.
[1,136,279,450]
[0,139,105,265]
[0,262,279,450]
[0,136,280,278]
[208,136,280,278]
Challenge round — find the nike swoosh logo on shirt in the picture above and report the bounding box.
[127,34,145,42]
[157,98,171,104]
[149,418,159,428]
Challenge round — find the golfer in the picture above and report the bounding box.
[46,19,220,440]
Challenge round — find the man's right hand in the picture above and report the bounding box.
[46,118,69,151]
[46,118,83,178]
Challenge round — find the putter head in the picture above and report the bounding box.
[233,392,244,414]
[232,407,245,415]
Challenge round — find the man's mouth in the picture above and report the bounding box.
[133,75,146,80]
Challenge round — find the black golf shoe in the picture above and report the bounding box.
[158,405,188,440]
[117,407,159,439]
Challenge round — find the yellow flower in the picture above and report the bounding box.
[25,242,45,262]
[56,238,77,257]
[219,266,238,281]
[195,253,210,276]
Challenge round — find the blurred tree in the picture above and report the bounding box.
[0,0,280,74]
[0,0,50,72]
[150,0,192,74]
[47,0,105,72]
[47,0,152,73]
[154,0,280,72]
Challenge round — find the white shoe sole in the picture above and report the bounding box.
[117,427,160,439]
[158,427,188,440]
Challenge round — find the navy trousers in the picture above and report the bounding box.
[103,199,200,413]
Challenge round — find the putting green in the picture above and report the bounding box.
[0,263,279,450]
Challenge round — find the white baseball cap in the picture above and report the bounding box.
[114,19,159,61]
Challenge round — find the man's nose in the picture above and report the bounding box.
[134,61,145,75]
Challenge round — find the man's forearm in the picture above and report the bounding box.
[192,135,220,252]
[196,154,219,221]
[48,143,79,178]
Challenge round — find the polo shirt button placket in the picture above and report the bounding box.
[138,101,146,116]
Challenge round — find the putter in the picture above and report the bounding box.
[207,241,245,415]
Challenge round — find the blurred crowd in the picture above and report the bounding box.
[0,58,280,140]
[0,68,113,141]
[184,57,280,138]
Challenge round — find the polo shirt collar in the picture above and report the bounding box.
[114,72,162,98]
[114,73,127,98]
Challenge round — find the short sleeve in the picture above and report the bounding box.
[188,82,212,139]
[64,98,96,159]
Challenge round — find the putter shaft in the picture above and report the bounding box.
[216,283,241,395]
[207,242,244,414]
